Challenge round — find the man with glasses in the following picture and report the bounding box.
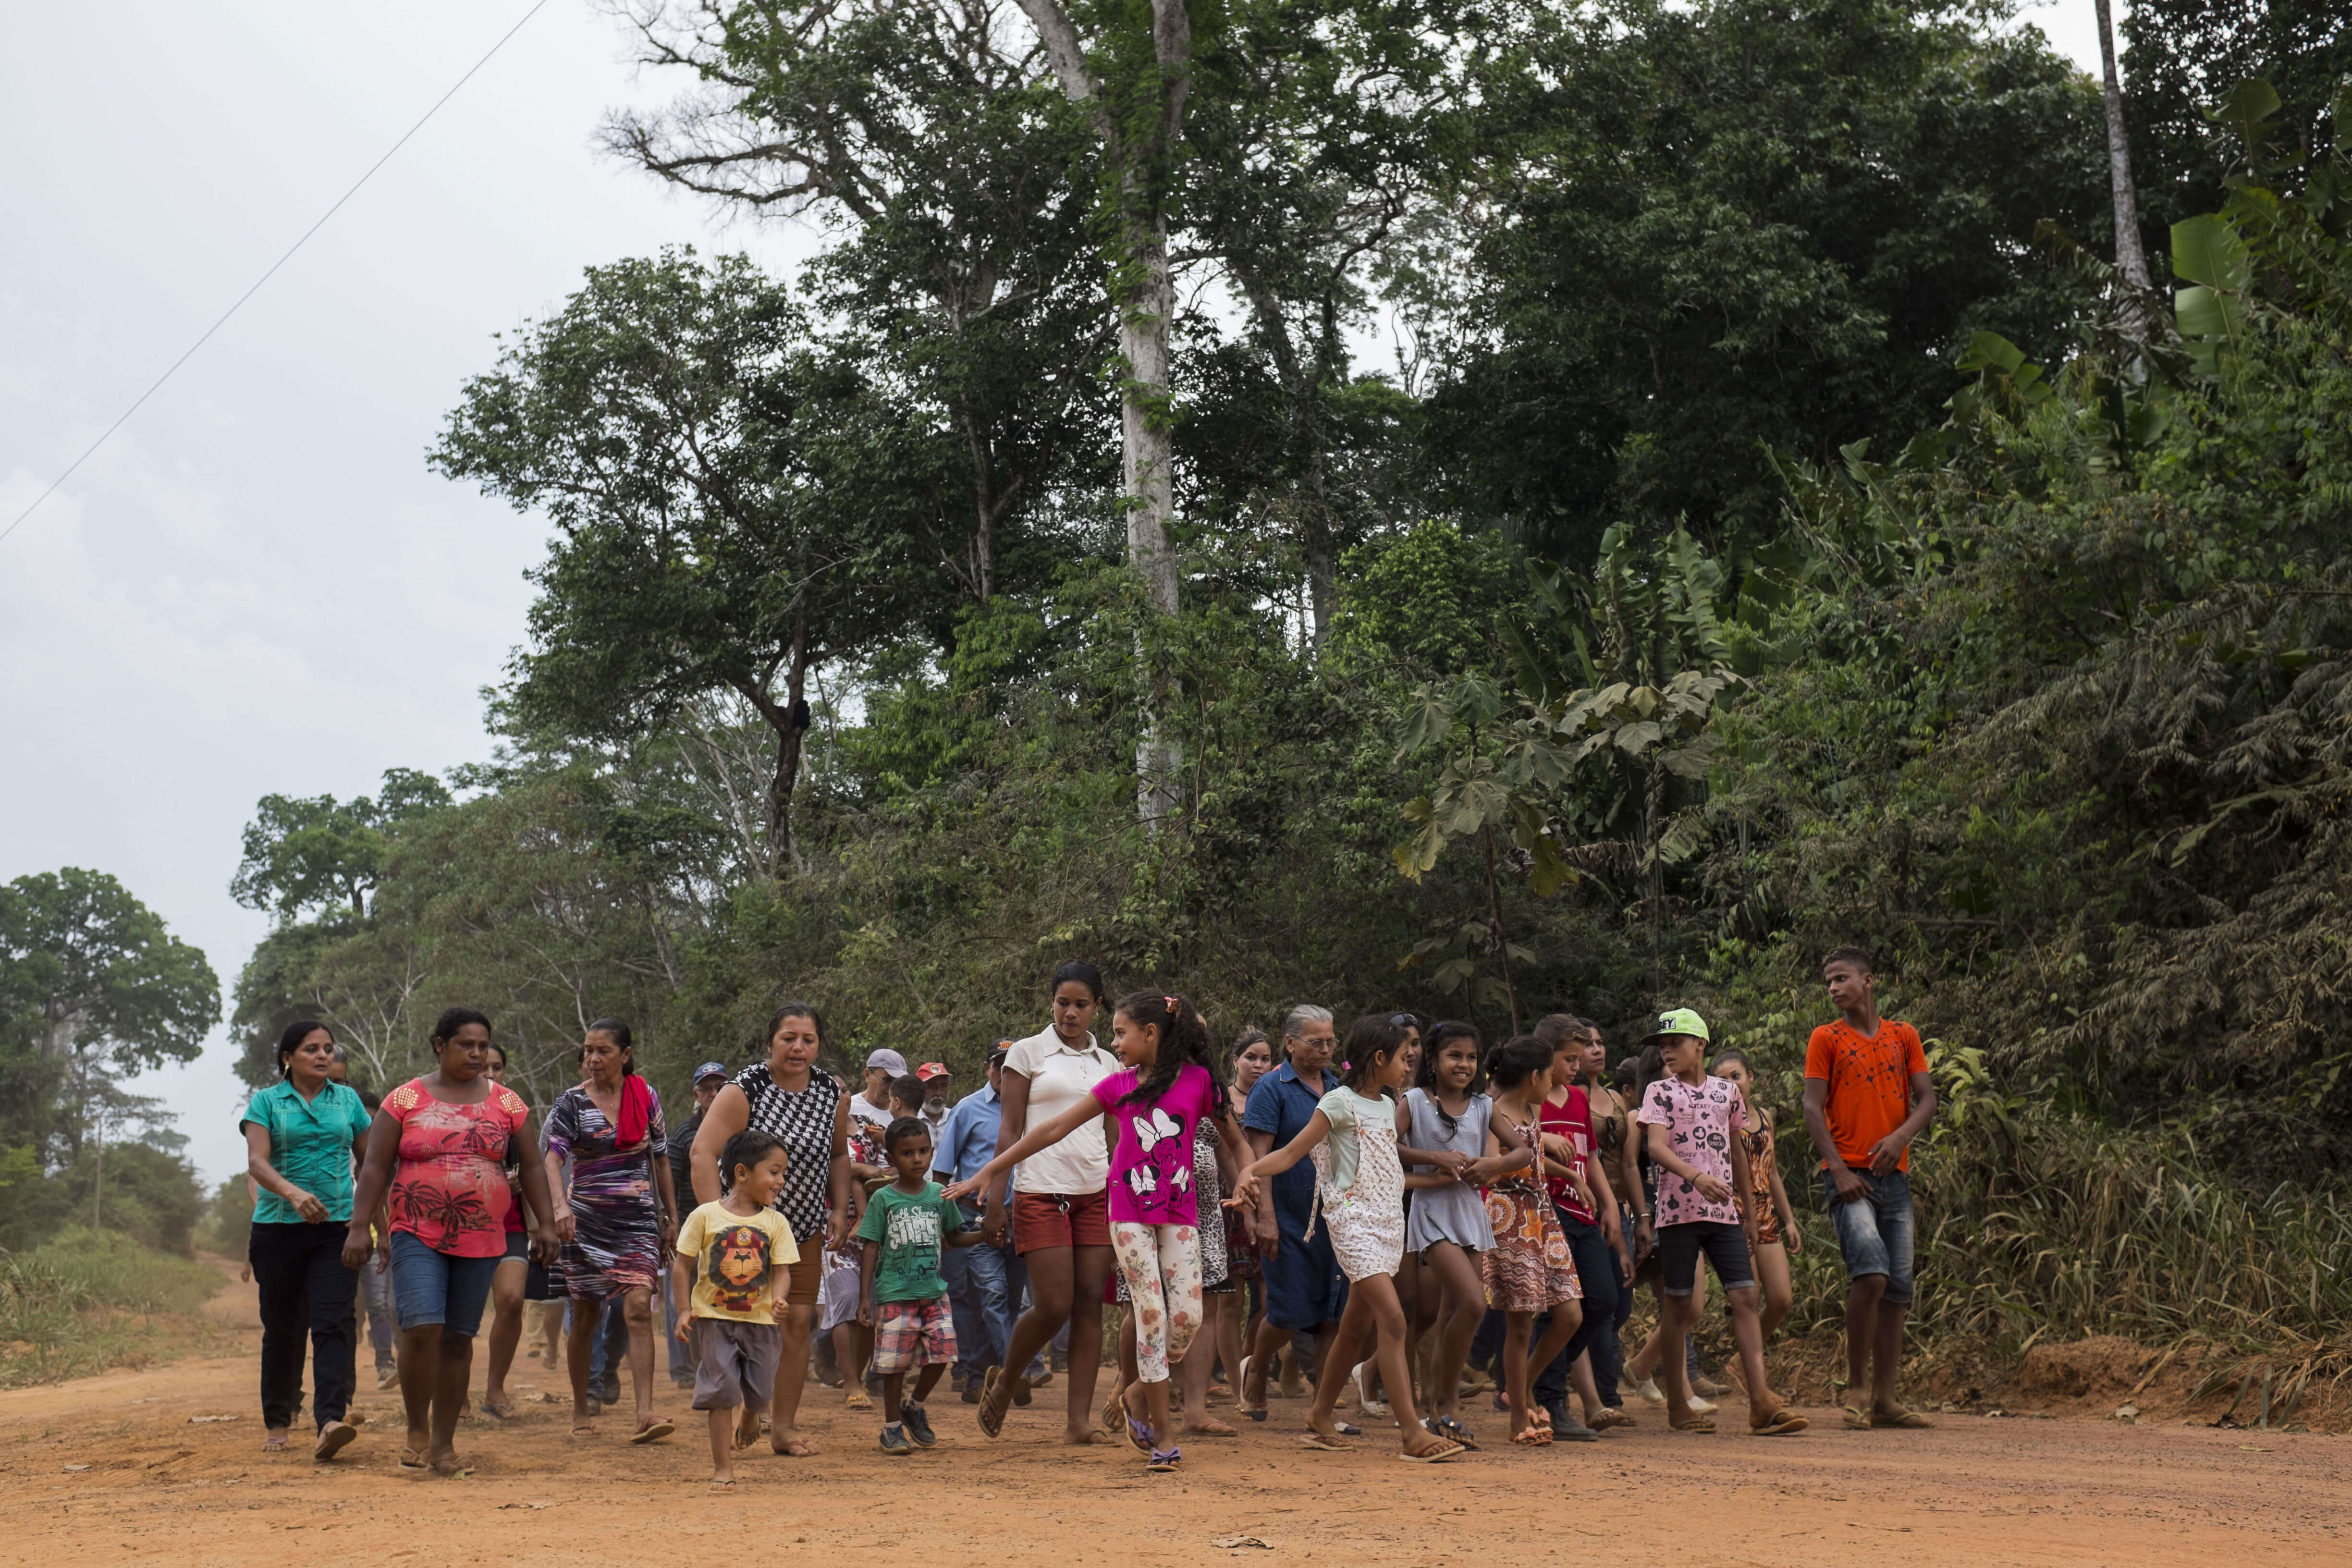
[1239,1004,1347,1420]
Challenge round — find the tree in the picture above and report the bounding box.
[0,869,219,1157]
[2122,0,2352,239]
[606,0,1114,609]
[230,767,452,919]
[1415,0,2107,562]
[2094,0,2156,326]
[433,250,932,876]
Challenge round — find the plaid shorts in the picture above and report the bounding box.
[870,1294,956,1373]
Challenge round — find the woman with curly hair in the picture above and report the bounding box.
[345,1007,565,1476]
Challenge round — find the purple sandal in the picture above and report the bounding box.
[1147,1445,1181,1472]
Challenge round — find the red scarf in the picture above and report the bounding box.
[616,1074,653,1148]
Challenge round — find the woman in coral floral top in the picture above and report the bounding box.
[345,1007,567,1476]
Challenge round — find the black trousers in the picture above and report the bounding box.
[249,1221,357,1432]
[1535,1209,1622,1413]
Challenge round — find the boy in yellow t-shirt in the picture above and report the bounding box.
[673,1128,798,1483]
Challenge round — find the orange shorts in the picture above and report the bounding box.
[1013,1189,1111,1255]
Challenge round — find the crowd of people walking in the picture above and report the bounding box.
[238,946,1937,1477]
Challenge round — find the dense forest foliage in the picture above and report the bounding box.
[219,0,2350,1348]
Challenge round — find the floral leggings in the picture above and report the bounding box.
[1112,1221,1203,1384]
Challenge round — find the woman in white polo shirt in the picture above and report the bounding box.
[972,959,1120,1444]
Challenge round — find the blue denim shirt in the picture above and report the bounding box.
[1243,1062,1341,1234]
[934,1085,1004,1213]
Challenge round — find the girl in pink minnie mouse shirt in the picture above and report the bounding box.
[947,991,1243,1472]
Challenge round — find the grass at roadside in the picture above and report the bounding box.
[0,1226,230,1387]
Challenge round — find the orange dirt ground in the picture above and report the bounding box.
[0,1262,2344,1567]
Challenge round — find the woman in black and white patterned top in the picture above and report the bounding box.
[689,1001,852,1457]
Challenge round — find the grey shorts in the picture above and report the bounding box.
[692,1316,781,1412]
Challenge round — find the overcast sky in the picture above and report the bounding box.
[0,1,2111,1192]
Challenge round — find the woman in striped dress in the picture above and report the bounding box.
[543,1017,677,1443]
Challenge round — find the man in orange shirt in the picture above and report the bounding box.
[1801,946,1936,1431]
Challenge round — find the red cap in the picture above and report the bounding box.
[916,1061,951,1081]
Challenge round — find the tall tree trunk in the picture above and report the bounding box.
[1018,0,1192,828]
[1121,205,1184,825]
[749,608,811,880]
[1480,825,1522,1036]
[2095,0,2155,341]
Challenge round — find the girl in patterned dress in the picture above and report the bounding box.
[1712,1050,1802,1337]
[1228,1015,1466,1463]
[1480,1035,1584,1446]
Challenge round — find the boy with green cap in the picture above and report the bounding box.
[1634,1007,1808,1437]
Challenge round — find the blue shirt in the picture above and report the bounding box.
[1243,1063,1341,1233]
[240,1078,373,1225]
[933,1084,1004,1212]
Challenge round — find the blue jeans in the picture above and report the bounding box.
[388,1231,499,1337]
[1536,1211,1620,1413]
[361,1246,397,1371]
[570,1296,628,1385]
[1824,1168,1914,1303]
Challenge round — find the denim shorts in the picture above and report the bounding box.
[1822,1168,1915,1304]
[1655,1220,1755,1298]
[388,1230,502,1336]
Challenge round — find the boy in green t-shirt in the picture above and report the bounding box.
[857,1116,982,1455]
[672,1129,798,1484]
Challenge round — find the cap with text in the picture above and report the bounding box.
[1641,1007,1712,1044]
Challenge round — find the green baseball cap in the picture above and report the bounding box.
[1642,1007,1711,1044]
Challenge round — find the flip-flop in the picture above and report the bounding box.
[772,1436,816,1457]
[569,1424,598,1436]
[480,1399,517,1422]
[1872,1409,1933,1428]
[1669,1416,1717,1433]
[398,1448,429,1470]
[1102,1384,1127,1439]
[1146,1445,1181,1472]
[1125,1415,1153,1455]
[1590,1407,1637,1431]
[312,1422,357,1462]
[1431,1415,1481,1451]
[1842,1405,1873,1430]
[1751,1408,1809,1436]
[631,1420,676,1444]
[1509,1425,1552,1447]
[1399,1438,1467,1463]
[1298,1431,1354,1451]
[1241,1404,1268,1421]
[977,1367,1010,1439]
[1183,1418,1239,1437]
[263,1433,290,1453]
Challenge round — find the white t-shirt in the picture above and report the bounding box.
[849,1092,893,1131]
[1001,1024,1118,1196]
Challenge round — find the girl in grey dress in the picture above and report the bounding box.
[1400,1023,1497,1445]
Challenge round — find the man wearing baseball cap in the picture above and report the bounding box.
[855,1048,909,1134]
[915,1061,953,1135]
[664,1059,738,1388]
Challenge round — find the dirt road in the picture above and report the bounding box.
[0,1267,2342,1567]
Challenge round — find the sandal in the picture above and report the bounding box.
[262,1431,291,1453]
[398,1448,429,1470]
[1298,1430,1354,1451]
[1590,1407,1637,1431]
[1399,1437,1467,1463]
[312,1422,357,1463]
[630,1419,676,1445]
[1509,1424,1552,1447]
[1102,1384,1129,1441]
[1750,1408,1808,1436]
[1146,1445,1182,1472]
[1669,1415,1717,1433]
[1841,1405,1873,1431]
[1872,1408,1933,1428]
[977,1366,1011,1439]
[1125,1415,1154,1456]
[1429,1415,1481,1451]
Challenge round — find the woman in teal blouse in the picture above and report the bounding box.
[241,1020,373,1460]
